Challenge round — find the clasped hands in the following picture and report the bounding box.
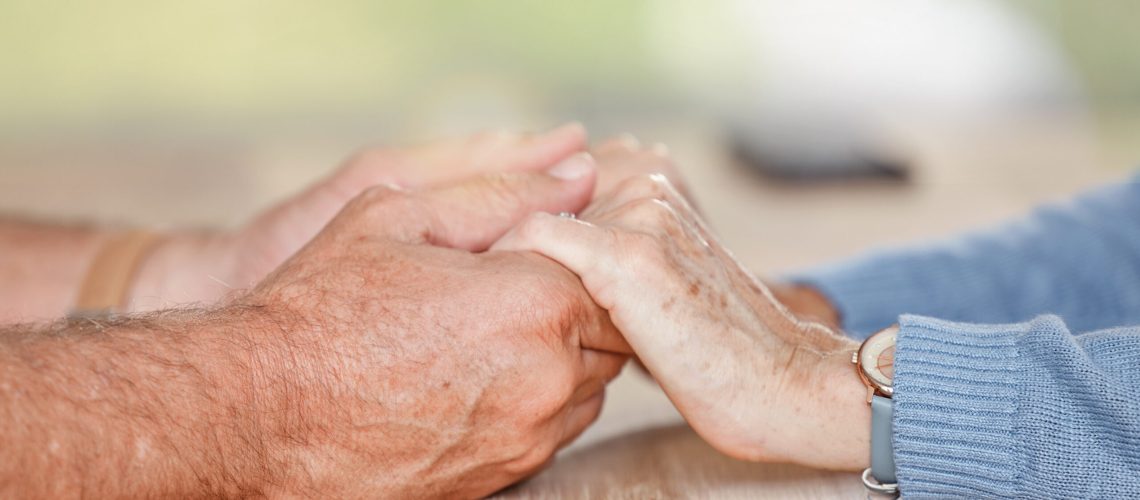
[131,124,866,497]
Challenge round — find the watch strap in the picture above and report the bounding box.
[870,395,897,484]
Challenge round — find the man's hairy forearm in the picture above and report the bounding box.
[0,306,291,497]
[0,218,114,322]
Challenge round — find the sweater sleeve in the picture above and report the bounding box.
[788,176,1140,339]
[891,314,1140,499]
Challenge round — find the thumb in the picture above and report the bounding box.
[383,152,597,251]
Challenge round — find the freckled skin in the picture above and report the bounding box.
[496,152,870,471]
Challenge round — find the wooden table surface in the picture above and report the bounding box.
[0,115,1128,498]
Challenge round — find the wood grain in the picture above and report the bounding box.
[501,421,861,499]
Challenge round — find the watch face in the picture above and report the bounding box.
[858,325,898,392]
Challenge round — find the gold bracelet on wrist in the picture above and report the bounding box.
[72,230,161,317]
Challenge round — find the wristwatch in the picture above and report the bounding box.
[853,324,899,497]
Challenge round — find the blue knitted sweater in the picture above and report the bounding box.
[791,176,1140,498]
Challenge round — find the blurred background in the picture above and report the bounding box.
[2,1,1138,494]
[2,1,1138,273]
[0,0,1138,269]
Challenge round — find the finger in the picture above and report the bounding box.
[501,122,589,173]
[591,142,697,208]
[595,133,640,154]
[496,198,719,350]
[558,390,606,449]
[375,153,597,251]
[491,212,620,308]
[335,123,587,190]
[572,350,628,404]
[583,173,677,220]
[577,306,631,354]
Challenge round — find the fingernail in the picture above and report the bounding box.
[546,152,595,180]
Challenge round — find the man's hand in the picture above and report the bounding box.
[0,126,703,322]
[239,154,627,497]
[129,123,588,311]
[0,154,627,498]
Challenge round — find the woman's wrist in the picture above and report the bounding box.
[756,319,870,470]
[129,230,242,311]
[796,343,872,470]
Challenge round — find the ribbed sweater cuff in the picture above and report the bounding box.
[892,315,1023,499]
[786,261,924,340]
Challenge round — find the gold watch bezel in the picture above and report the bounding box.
[852,324,898,403]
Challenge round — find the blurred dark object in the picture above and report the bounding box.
[729,130,910,183]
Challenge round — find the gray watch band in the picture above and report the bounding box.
[871,395,897,484]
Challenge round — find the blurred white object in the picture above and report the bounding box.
[649,0,1086,177]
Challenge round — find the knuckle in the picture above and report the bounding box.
[500,260,585,344]
[616,173,669,201]
[346,184,416,225]
[358,183,408,208]
[622,198,677,227]
[535,369,578,414]
[536,276,588,339]
[502,435,557,475]
[497,382,570,472]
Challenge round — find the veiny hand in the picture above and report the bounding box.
[241,154,627,498]
[593,135,839,331]
[493,169,870,471]
[130,123,588,310]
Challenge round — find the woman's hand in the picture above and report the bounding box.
[127,123,588,311]
[237,161,625,497]
[493,170,871,471]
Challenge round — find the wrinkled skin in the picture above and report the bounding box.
[242,162,627,498]
[494,143,867,471]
